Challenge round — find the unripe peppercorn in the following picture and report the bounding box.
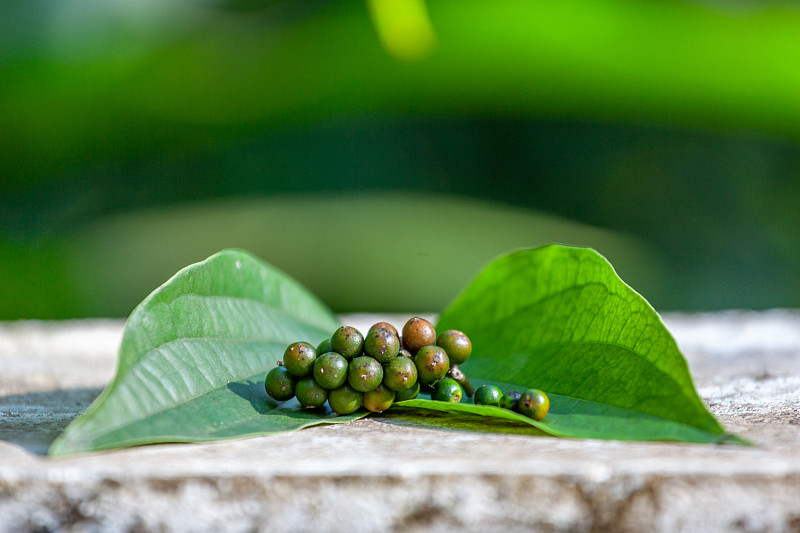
[316,338,332,355]
[265,366,296,402]
[363,328,400,364]
[394,382,420,401]
[282,342,316,377]
[383,356,418,391]
[473,384,503,406]
[347,356,383,392]
[330,326,364,359]
[402,317,436,355]
[414,345,449,384]
[295,377,328,408]
[433,378,463,402]
[368,322,399,339]
[436,330,472,366]
[518,389,550,421]
[499,391,522,411]
[313,352,348,389]
[328,384,363,415]
[363,383,395,413]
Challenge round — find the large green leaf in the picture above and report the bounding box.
[434,245,739,443]
[48,249,363,456]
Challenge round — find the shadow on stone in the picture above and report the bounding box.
[0,387,104,455]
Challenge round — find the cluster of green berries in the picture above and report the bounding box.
[473,384,550,421]
[264,317,473,415]
[264,316,550,422]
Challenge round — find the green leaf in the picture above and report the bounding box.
[434,245,741,444]
[49,249,363,456]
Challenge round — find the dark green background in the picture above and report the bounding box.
[2,0,799,318]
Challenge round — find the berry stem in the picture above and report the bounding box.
[447,365,474,398]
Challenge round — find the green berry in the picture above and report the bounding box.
[316,338,332,354]
[383,356,418,391]
[432,378,463,402]
[363,328,400,364]
[473,384,503,406]
[363,383,396,413]
[313,352,348,389]
[499,391,522,411]
[394,382,420,401]
[295,377,328,408]
[518,389,550,421]
[398,348,413,359]
[347,356,383,392]
[414,345,449,384]
[368,321,399,339]
[331,326,364,359]
[283,341,317,377]
[265,366,296,401]
[328,384,363,415]
[436,330,472,366]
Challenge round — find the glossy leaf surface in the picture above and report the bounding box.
[49,250,362,456]
[434,246,738,443]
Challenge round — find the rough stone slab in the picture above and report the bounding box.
[0,312,799,533]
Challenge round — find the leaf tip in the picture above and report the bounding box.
[715,433,753,446]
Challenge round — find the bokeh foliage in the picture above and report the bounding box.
[2,0,800,318]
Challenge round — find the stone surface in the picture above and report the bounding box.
[0,312,799,533]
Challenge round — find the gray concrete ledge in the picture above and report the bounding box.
[1,312,799,533]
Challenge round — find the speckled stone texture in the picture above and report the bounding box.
[0,312,798,533]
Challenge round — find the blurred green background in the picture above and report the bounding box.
[2,0,799,319]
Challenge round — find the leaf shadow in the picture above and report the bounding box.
[227,378,335,418]
[226,379,274,414]
[0,387,104,456]
[376,406,552,437]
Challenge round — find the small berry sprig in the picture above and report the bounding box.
[473,385,550,421]
[265,317,549,421]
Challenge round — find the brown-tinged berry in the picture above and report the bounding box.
[383,356,418,391]
[363,383,396,413]
[401,317,436,355]
[414,345,449,384]
[518,389,550,421]
[368,322,399,339]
